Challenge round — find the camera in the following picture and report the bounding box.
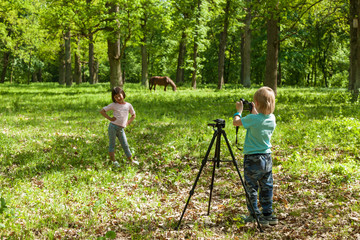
[240,98,253,112]
[208,119,225,128]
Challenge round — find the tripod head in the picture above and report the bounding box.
[207,119,225,129]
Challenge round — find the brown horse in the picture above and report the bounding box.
[149,76,177,92]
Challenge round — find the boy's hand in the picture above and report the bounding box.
[236,101,243,113]
[250,102,258,114]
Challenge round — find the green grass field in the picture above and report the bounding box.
[0,83,359,239]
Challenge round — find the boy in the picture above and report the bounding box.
[233,86,278,227]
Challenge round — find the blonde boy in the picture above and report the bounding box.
[233,86,277,227]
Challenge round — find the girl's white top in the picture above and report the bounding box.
[103,102,135,128]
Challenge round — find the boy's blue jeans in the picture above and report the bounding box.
[108,123,132,158]
[244,153,273,216]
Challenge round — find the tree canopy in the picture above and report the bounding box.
[0,0,357,93]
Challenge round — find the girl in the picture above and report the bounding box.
[100,87,138,166]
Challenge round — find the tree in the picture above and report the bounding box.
[138,0,170,88]
[76,0,109,85]
[86,0,98,84]
[191,0,210,89]
[0,0,38,84]
[176,31,187,84]
[241,0,252,88]
[106,3,123,89]
[74,36,82,84]
[0,0,354,90]
[41,0,76,85]
[264,0,279,94]
[140,6,148,87]
[191,0,201,89]
[217,0,231,89]
[0,1,19,83]
[0,52,10,84]
[105,0,143,88]
[350,0,360,98]
[64,29,72,86]
[173,0,197,84]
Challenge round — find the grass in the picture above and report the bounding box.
[0,82,359,239]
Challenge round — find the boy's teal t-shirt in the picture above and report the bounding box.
[241,113,276,155]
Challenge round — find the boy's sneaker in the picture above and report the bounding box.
[244,215,270,227]
[132,160,139,165]
[263,213,278,225]
[130,157,139,165]
[113,161,120,168]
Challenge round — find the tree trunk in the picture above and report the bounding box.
[65,29,72,86]
[321,45,329,87]
[240,36,244,85]
[32,68,42,82]
[37,69,42,82]
[191,0,201,90]
[10,59,14,83]
[141,35,148,87]
[264,16,279,95]
[87,0,96,85]
[32,72,38,82]
[140,14,148,87]
[277,18,281,87]
[27,49,32,84]
[278,61,282,86]
[74,52,82,84]
[59,43,66,85]
[191,41,198,89]
[176,31,187,84]
[218,0,231,89]
[354,0,360,98]
[224,41,232,83]
[89,33,96,84]
[107,3,123,89]
[108,37,123,89]
[82,65,86,83]
[242,0,251,88]
[94,60,99,83]
[0,51,10,83]
[349,0,357,90]
[350,0,360,96]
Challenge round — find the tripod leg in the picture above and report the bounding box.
[208,129,221,215]
[222,131,264,233]
[175,130,218,230]
[208,158,217,215]
[216,130,221,168]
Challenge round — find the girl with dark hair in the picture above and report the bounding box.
[100,87,138,167]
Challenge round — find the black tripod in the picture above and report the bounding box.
[175,119,263,232]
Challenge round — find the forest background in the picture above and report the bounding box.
[1,0,360,96]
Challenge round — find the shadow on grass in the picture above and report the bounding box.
[112,205,258,239]
[1,120,191,181]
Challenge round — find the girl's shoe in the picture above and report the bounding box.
[113,161,120,168]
